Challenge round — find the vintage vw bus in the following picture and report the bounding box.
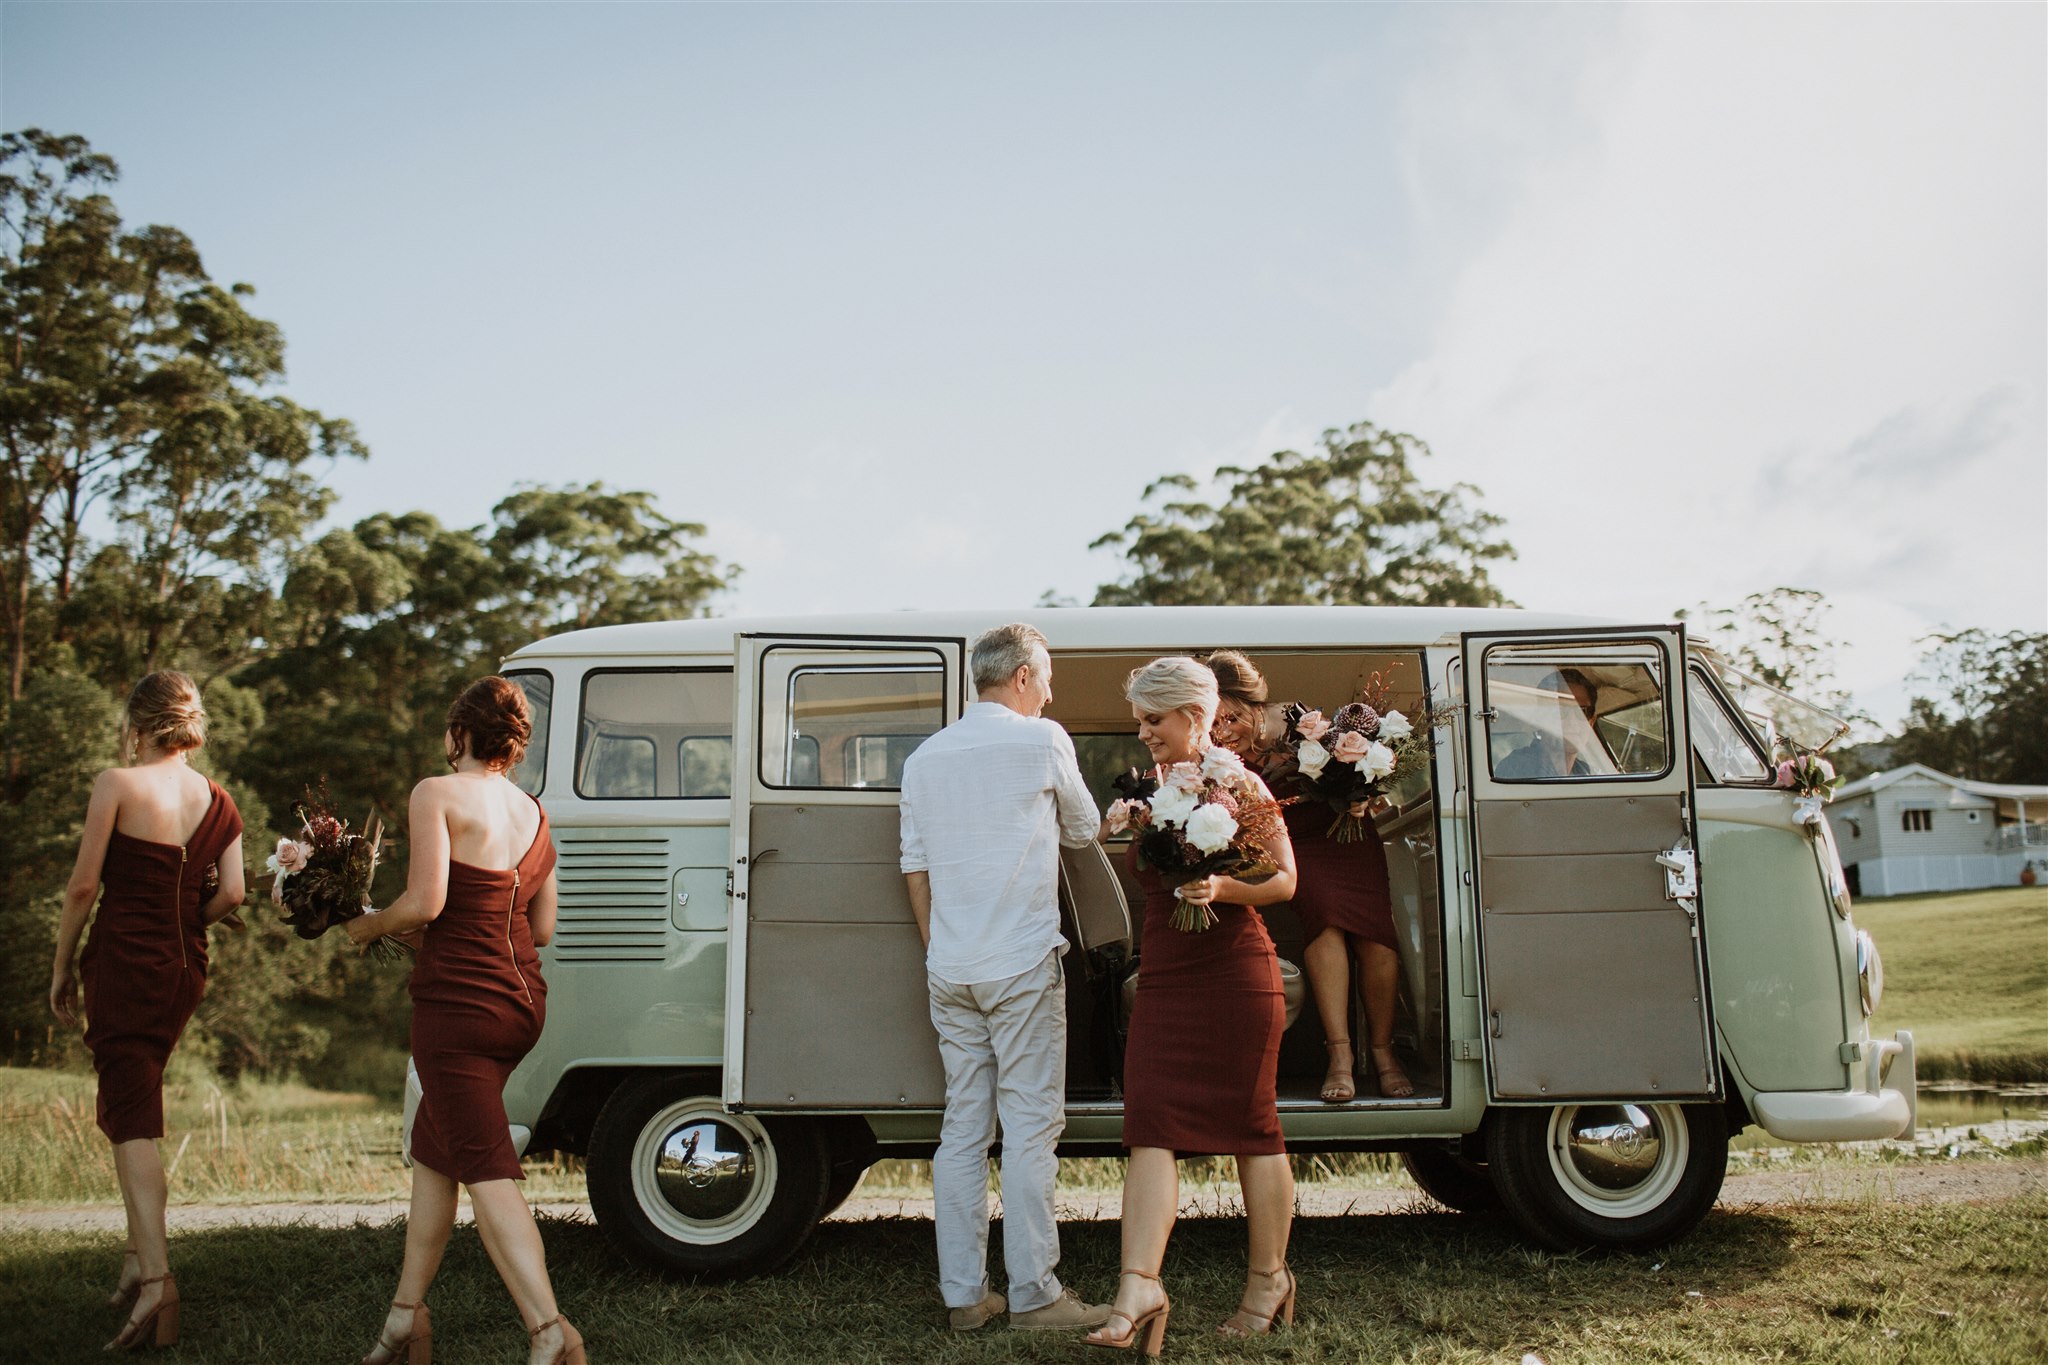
[480,607,1913,1277]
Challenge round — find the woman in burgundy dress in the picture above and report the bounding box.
[1086,657,1298,1355]
[1207,652,1412,1103]
[49,670,246,1351]
[346,677,586,1365]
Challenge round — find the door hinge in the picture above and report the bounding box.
[1451,1039,1484,1061]
[1839,1041,1864,1063]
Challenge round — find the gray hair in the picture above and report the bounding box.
[971,622,1050,693]
[1124,656,1218,733]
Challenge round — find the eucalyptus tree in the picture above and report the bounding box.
[1090,422,1515,608]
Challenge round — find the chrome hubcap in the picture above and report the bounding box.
[1563,1105,1662,1190]
[654,1119,759,1221]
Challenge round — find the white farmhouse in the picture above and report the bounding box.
[1826,763,2048,897]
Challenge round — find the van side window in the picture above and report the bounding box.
[506,670,552,796]
[1686,670,1770,784]
[772,665,944,790]
[1483,645,1671,781]
[576,669,735,799]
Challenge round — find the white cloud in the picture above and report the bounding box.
[1371,5,2046,728]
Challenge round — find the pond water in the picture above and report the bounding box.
[1911,1082,2048,1130]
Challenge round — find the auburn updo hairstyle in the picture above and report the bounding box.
[1201,650,1269,708]
[123,670,207,759]
[445,676,532,771]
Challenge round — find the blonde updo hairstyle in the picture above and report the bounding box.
[1124,656,1220,738]
[122,670,207,760]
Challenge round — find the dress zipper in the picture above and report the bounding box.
[508,868,532,1004]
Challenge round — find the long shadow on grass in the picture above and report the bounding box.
[1,1206,1801,1363]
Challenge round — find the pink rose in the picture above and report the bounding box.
[1295,710,1331,743]
[1774,759,1798,788]
[1164,762,1205,793]
[1331,731,1371,764]
[1107,799,1135,834]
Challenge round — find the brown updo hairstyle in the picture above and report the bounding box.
[1201,650,1269,708]
[445,676,532,771]
[123,670,207,759]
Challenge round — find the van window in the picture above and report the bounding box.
[1483,645,1671,781]
[576,669,734,799]
[770,665,944,790]
[1073,733,1154,823]
[1687,671,1770,784]
[506,670,552,796]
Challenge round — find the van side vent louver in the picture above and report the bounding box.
[551,829,670,962]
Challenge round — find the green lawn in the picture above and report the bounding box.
[1855,886,2048,1081]
[4,1198,2044,1364]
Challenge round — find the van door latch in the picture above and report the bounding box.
[1655,841,1698,901]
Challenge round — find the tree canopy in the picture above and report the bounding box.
[1889,630,2047,785]
[1089,422,1515,608]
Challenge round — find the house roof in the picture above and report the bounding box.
[1834,763,2048,804]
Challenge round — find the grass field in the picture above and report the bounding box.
[1855,886,2048,1082]
[4,1195,2044,1364]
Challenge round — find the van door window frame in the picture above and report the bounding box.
[574,665,736,801]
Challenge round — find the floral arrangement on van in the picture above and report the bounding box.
[267,790,404,958]
[1774,748,1839,830]
[1278,673,1431,840]
[1106,746,1286,932]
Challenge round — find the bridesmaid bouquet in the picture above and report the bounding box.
[1278,672,1431,842]
[267,791,406,959]
[1106,746,1286,932]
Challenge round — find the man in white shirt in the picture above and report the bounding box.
[899,622,1109,1332]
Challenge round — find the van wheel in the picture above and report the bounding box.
[1400,1147,1501,1212]
[1485,1102,1727,1251]
[586,1074,830,1279]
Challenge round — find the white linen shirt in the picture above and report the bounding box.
[899,701,1101,986]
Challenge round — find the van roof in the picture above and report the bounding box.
[505,605,1637,661]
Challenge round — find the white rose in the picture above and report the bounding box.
[1200,746,1248,782]
[1376,710,1412,743]
[1296,738,1331,778]
[1184,802,1239,854]
[1149,784,1199,828]
[1358,740,1397,780]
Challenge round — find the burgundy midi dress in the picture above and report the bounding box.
[1120,844,1286,1156]
[81,781,243,1143]
[1279,796,1398,951]
[407,798,556,1185]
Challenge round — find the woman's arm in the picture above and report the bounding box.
[346,780,451,946]
[50,771,121,1026]
[526,869,559,948]
[200,834,246,926]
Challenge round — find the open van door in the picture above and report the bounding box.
[1461,628,1718,1102]
[725,633,966,1111]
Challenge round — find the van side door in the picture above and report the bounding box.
[1460,628,1719,1102]
[725,633,966,1111]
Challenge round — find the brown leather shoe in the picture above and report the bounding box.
[948,1290,1007,1331]
[1012,1287,1114,1330]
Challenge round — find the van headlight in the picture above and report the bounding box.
[1855,929,1883,1017]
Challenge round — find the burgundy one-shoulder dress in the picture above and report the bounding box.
[81,781,243,1143]
[407,798,556,1184]
[1120,844,1286,1156]
[1279,796,1398,951]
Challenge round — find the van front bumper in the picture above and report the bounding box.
[1751,1030,1917,1142]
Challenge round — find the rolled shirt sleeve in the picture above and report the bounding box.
[899,771,929,874]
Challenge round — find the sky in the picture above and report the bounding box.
[4,3,2043,728]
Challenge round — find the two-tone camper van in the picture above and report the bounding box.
[473,607,1913,1277]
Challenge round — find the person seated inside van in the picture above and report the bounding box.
[1495,669,1601,779]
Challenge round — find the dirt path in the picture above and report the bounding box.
[4,1158,2040,1237]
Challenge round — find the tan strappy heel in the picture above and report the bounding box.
[1320,1036,1357,1103]
[1216,1263,1295,1336]
[1083,1269,1169,1356]
[1371,1043,1416,1098]
[360,1300,432,1365]
[106,1272,178,1351]
[106,1247,141,1311]
[530,1314,587,1365]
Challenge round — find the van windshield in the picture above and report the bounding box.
[1710,662,1850,754]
